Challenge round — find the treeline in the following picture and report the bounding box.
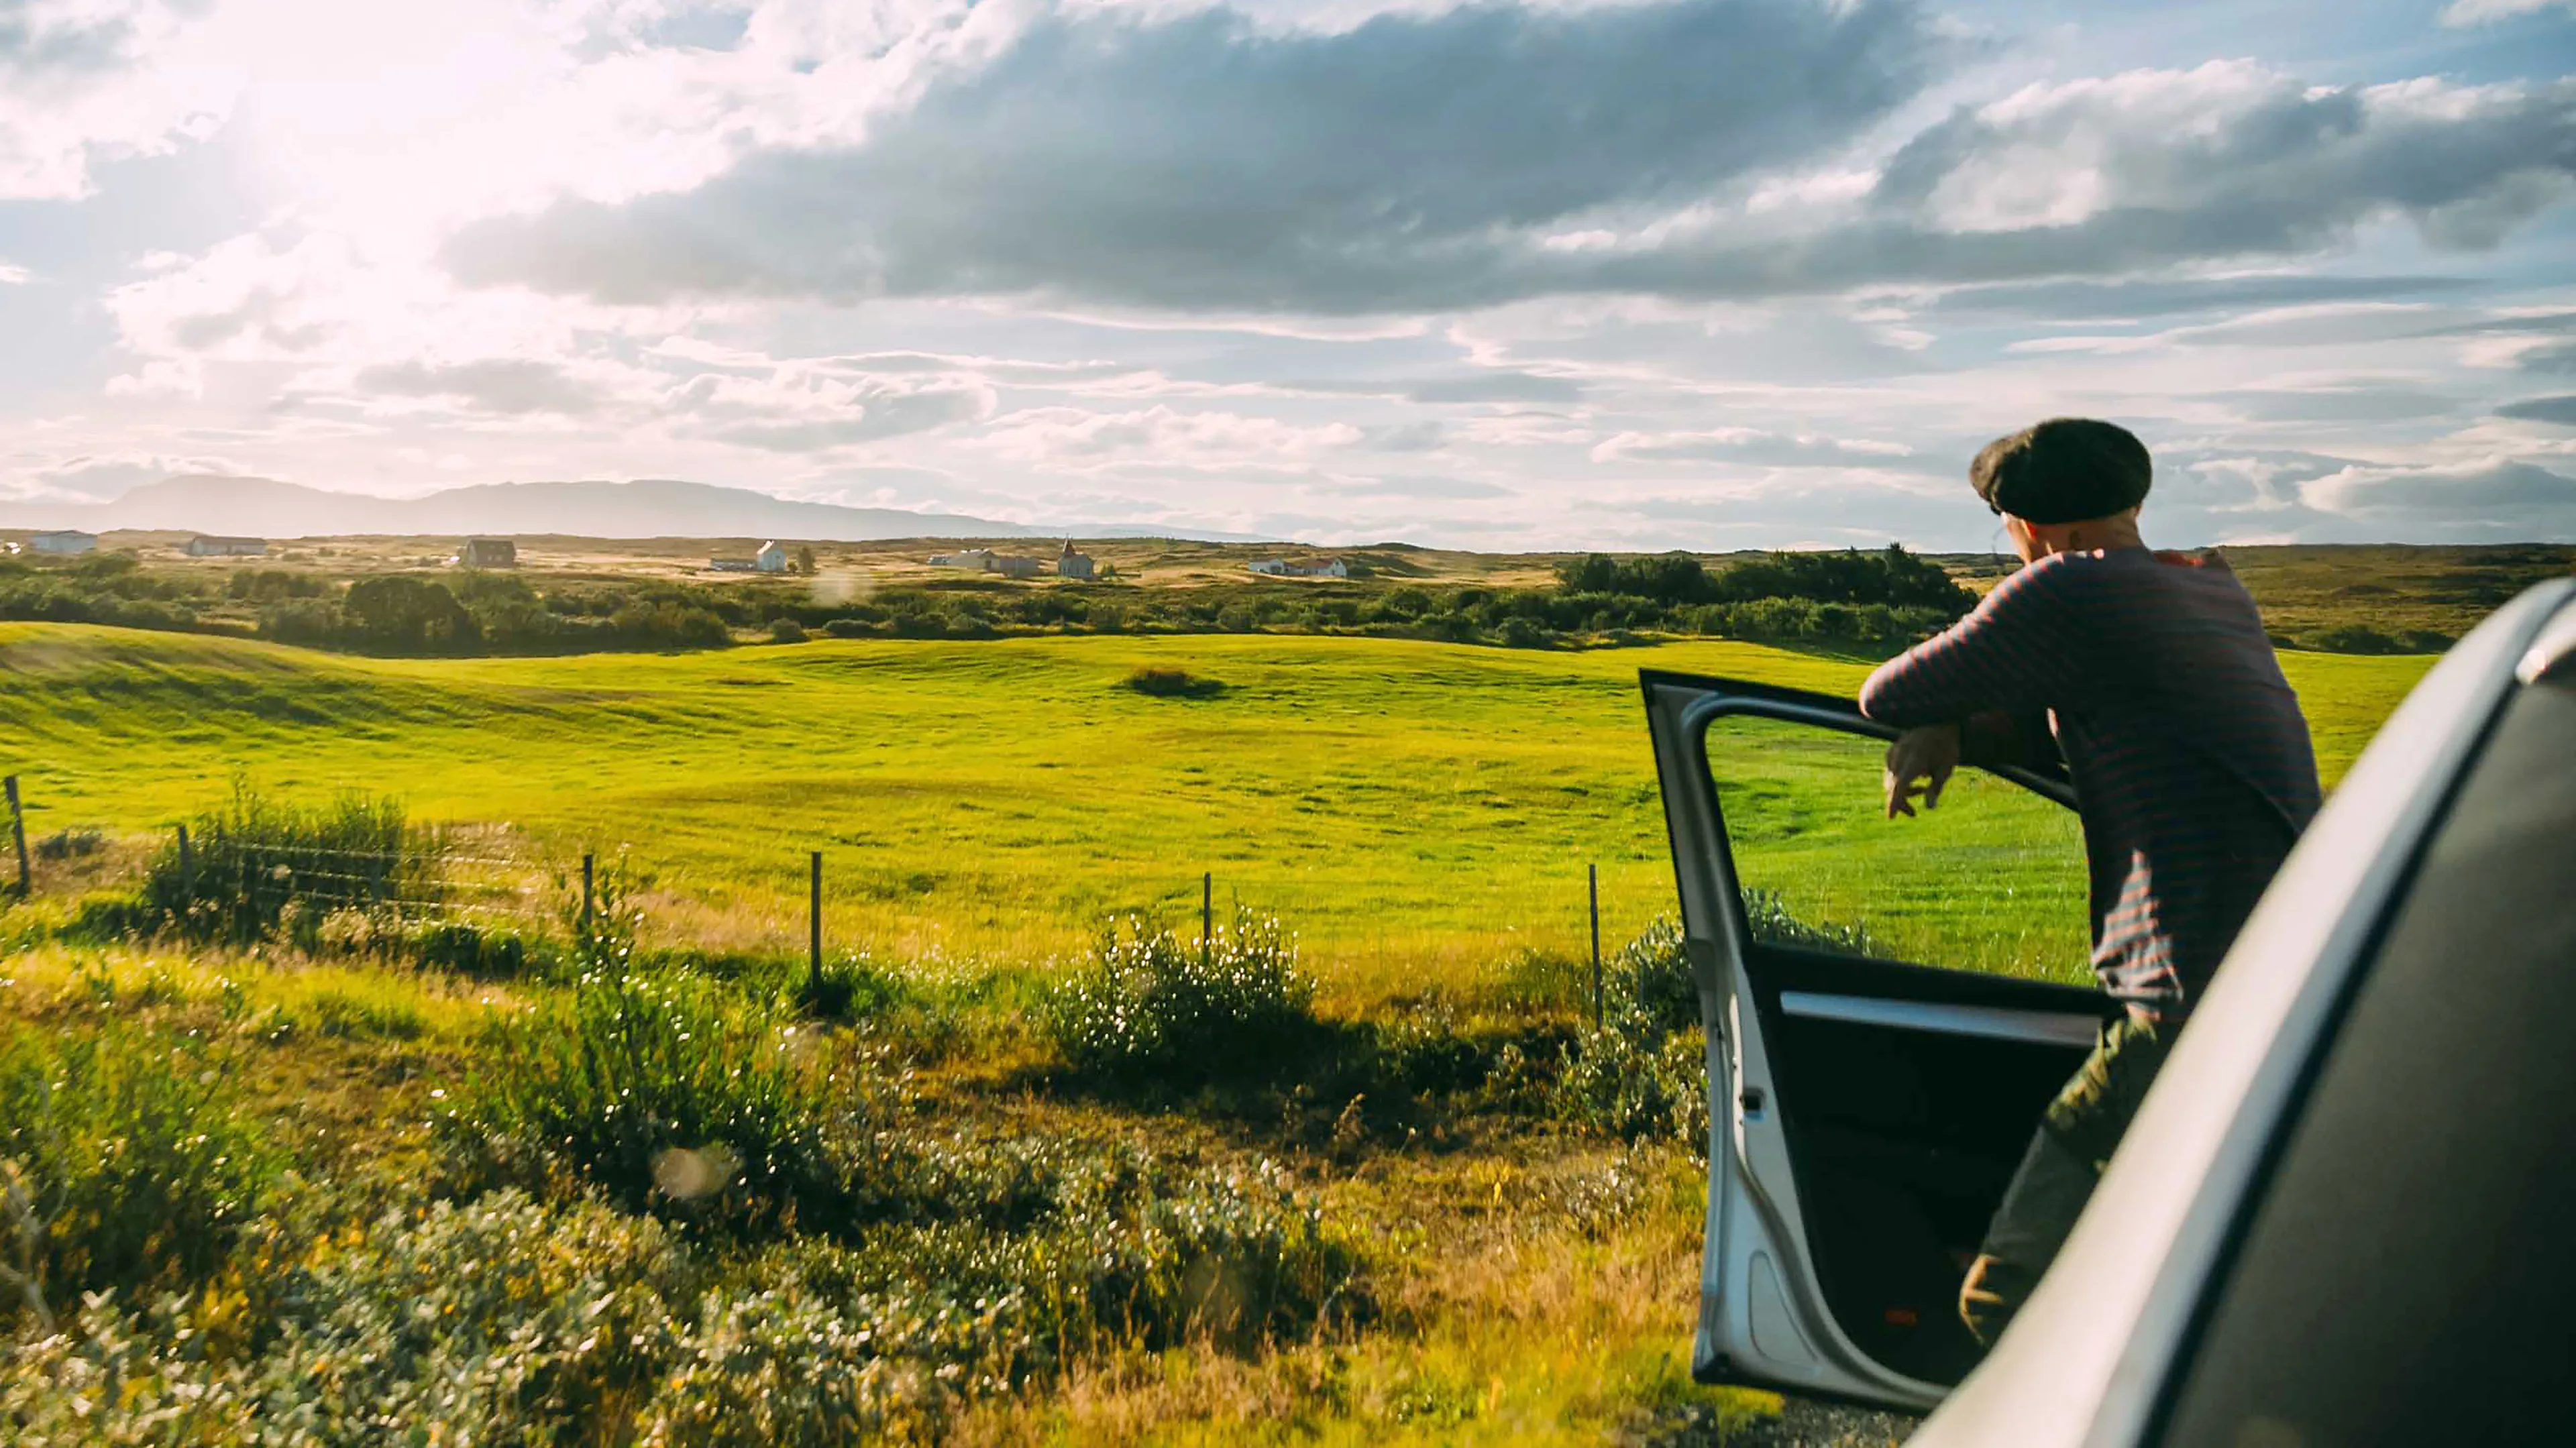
[0,553,213,632]
[2,547,1981,655]
[237,547,1974,655]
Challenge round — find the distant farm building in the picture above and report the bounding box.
[1057,541,1095,579]
[1247,556,1346,578]
[458,538,517,568]
[757,541,788,573]
[185,535,266,557]
[928,549,996,569]
[707,555,756,573]
[989,554,1044,579]
[30,530,96,555]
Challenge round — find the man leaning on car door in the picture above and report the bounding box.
[1855,418,2323,1347]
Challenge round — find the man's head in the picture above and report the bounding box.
[1970,418,2151,563]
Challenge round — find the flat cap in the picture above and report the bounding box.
[1970,418,2152,524]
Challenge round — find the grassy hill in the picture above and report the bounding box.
[0,624,2429,994]
[0,622,2445,1445]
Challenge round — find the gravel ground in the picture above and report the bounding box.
[1631,1396,1920,1447]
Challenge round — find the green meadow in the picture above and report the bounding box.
[0,620,2442,1445]
[1,622,2426,996]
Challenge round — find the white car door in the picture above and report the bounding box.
[1642,669,2109,1410]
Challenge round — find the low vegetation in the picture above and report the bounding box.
[0,1024,284,1319]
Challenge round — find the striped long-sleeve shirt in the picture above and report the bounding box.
[1858,547,2321,1017]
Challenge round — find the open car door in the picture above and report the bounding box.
[1643,669,2113,1410]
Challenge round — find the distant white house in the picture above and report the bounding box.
[929,549,996,569]
[30,530,96,556]
[185,535,266,558]
[757,541,788,573]
[1246,556,1345,578]
[458,538,517,568]
[1057,541,1095,579]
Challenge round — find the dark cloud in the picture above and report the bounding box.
[665,374,991,452]
[445,0,1943,311]
[445,3,2576,317]
[1925,273,2477,320]
[0,0,142,80]
[1354,421,1446,452]
[2309,457,2576,539]
[2514,339,2576,373]
[2498,394,2576,424]
[168,288,327,351]
[354,358,602,414]
[2228,388,2462,422]
[1402,373,1585,404]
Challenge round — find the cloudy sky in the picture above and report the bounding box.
[3,0,2574,549]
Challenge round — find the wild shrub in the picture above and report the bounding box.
[1048,910,1318,1091]
[1551,999,1709,1152]
[1743,887,1880,957]
[409,917,537,976]
[1548,917,1708,1151]
[435,969,843,1234]
[1121,665,1226,699]
[1617,914,1699,1031]
[138,782,447,946]
[767,617,807,643]
[2,1154,1356,1444]
[0,1023,282,1322]
[1548,901,1869,1150]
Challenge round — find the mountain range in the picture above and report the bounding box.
[0,476,1262,543]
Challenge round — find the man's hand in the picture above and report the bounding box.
[1885,724,1962,820]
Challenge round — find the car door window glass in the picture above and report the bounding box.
[1705,714,2090,983]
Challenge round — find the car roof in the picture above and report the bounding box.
[1911,578,2576,1448]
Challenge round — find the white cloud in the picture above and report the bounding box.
[2440,0,2576,25]
[0,0,233,200]
[1590,427,1917,465]
[2303,455,2576,538]
[977,405,1364,466]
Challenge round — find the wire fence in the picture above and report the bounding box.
[1,773,1681,1006]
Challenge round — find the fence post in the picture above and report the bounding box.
[177,824,194,905]
[1589,863,1603,1029]
[3,777,25,899]
[809,850,824,996]
[1201,870,1213,965]
[581,853,594,941]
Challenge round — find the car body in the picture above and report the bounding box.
[1641,577,2576,1444]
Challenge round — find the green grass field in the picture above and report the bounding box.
[0,620,2443,1446]
[0,623,2428,998]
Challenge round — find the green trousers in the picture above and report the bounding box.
[1960,1012,2174,1346]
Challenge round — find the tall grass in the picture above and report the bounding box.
[138,781,449,946]
[435,969,841,1233]
[0,1023,283,1323]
